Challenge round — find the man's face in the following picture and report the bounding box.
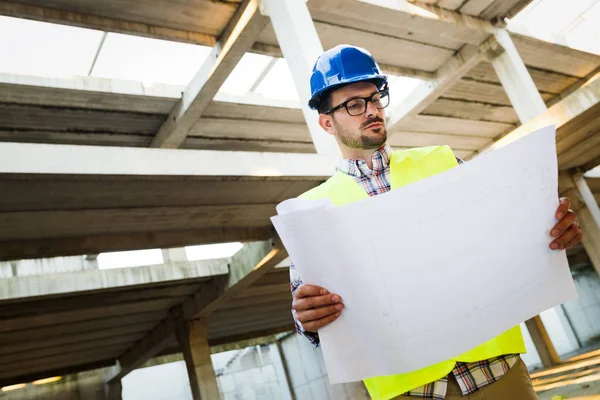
[320,81,388,150]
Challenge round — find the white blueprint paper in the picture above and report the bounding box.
[271,125,578,384]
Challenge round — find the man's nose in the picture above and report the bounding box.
[365,101,378,118]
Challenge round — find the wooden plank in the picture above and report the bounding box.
[0,359,114,388]
[511,33,600,78]
[207,324,295,346]
[250,268,290,286]
[559,135,600,171]
[0,203,278,241]
[389,131,492,150]
[466,62,580,94]
[233,283,291,298]
[209,302,292,324]
[184,138,314,154]
[0,325,148,357]
[217,292,291,311]
[188,118,311,142]
[445,78,553,106]
[480,0,538,20]
[0,175,318,212]
[208,315,294,338]
[203,102,304,123]
[0,130,153,148]
[0,227,272,262]
[0,284,200,316]
[423,98,519,123]
[0,104,164,134]
[0,345,128,378]
[0,78,180,114]
[459,0,495,16]
[307,0,491,49]
[0,299,172,333]
[393,115,513,138]
[0,333,143,366]
[256,21,454,73]
[0,0,219,46]
[436,0,465,10]
[0,312,163,345]
[556,105,600,154]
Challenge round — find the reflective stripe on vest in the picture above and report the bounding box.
[299,145,526,400]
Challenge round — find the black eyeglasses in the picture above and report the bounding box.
[325,89,390,116]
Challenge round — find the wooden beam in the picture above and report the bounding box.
[208,325,294,347]
[0,1,216,47]
[260,0,340,157]
[1,300,173,335]
[150,0,269,148]
[569,172,600,276]
[525,316,561,367]
[484,71,600,154]
[106,239,286,383]
[176,319,219,400]
[0,258,226,301]
[0,325,151,356]
[489,29,547,123]
[387,36,503,128]
[0,313,163,345]
[0,227,272,262]
[0,334,142,366]
[105,313,180,382]
[0,359,114,388]
[188,238,289,319]
[398,0,502,31]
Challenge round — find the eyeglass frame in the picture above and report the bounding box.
[324,86,390,116]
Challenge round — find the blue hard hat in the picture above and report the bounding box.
[308,45,387,110]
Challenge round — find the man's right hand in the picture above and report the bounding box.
[293,284,344,332]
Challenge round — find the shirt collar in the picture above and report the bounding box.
[339,144,392,178]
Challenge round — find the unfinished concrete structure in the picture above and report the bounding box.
[0,0,599,399]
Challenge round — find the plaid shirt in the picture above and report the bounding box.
[289,144,520,399]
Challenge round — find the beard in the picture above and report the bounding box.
[333,116,388,150]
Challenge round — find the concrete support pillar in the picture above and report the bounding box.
[525,316,561,367]
[571,172,600,276]
[489,29,560,364]
[177,318,219,400]
[259,0,339,157]
[490,29,548,123]
[162,247,188,263]
[104,380,122,400]
[275,339,297,400]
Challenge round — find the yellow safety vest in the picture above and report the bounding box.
[299,145,526,400]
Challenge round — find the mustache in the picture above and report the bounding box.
[361,117,385,129]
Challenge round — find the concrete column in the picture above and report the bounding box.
[177,318,220,400]
[162,247,188,263]
[525,316,561,367]
[259,0,340,157]
[275,339,297,400]
[490,29,548,123]
[104,380,122,400]
[490,29,561,364]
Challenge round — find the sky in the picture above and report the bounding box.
[1,0,598,266]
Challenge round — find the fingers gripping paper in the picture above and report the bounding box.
[271,125,577,384]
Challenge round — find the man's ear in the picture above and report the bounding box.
[318,114,336,136]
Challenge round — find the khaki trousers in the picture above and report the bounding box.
[393,358,539,399]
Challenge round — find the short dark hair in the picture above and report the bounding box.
[317,91,332,115]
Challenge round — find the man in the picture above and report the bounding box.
[289,44,583,400]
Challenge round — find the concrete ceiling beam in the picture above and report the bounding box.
[150,0,269,148]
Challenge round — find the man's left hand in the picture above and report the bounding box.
[550,197,583,250]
